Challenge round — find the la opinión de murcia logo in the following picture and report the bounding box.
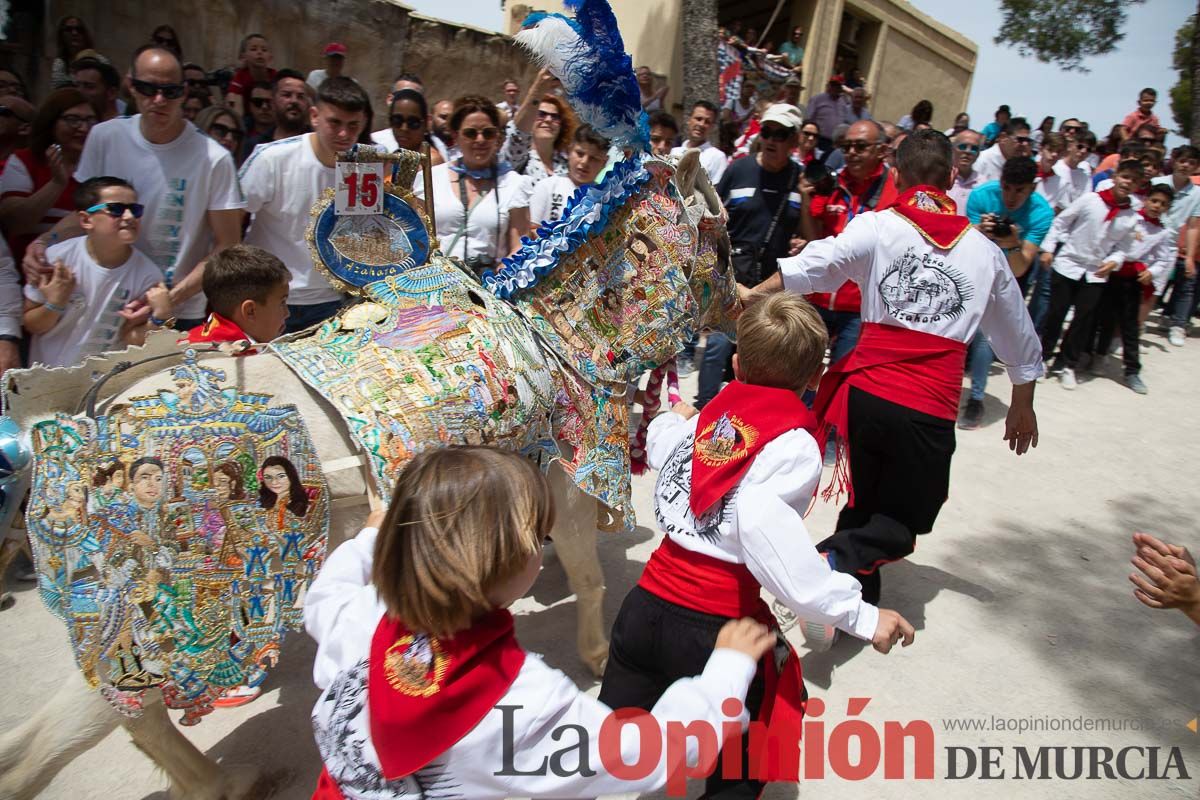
[493,698,1193,794]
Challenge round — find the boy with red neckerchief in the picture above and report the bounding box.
[1093,182,1176,394]
[741,129,1042,611]
[306,448,775,798]
[183,244,290,355]
[599,293,914,798]
[1039,159,1144,390]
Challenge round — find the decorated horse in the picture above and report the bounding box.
[0,2,738,798]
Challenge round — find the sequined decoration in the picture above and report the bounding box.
[25,352,330,725]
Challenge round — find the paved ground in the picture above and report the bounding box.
[2,321,1198,799]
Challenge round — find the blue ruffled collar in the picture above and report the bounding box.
[448,159,513,180]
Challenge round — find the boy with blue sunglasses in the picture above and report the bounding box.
[22,176,171,368]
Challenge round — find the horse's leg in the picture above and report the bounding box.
[0,668,122,800]
[122,697,260,800]
[548,466,609,677]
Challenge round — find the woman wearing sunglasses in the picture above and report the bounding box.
[0,88,96,263]
[51,17,104,90]
[370,89,444,166]
[500,68,577,183]
[414,96,529,274]
[194,105,245,164]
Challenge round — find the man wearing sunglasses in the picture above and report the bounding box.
[804,119,898,364]
[974,117,1032,184]
[239,77,373,333]
[22,45,244,332]
[947,129,985,212]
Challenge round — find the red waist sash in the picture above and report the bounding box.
[639,537,806,780]
[812,322,967,504]
[1117,260,1147,278]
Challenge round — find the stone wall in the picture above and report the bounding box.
[402,14,541,107]
[39,1,539,112]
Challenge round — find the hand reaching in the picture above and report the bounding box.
[715,617,775,661]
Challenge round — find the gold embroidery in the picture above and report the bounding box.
[383,633,450,697]
[694,413,759,467]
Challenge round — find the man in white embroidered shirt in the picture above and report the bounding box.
[740,129,1042,607]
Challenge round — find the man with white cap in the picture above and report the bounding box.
[307,43,349,91]
[696,103,806,408]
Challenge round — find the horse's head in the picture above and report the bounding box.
[490,156,698,386]
[673,149,740,335]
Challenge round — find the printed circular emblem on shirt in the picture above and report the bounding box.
[878,246,972,322]
[694,412,759,467]
[313,192,433,294]
[383,633,449,697]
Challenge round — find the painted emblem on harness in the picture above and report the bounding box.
[878,247,973,322]
[694,413,758,467]
[384,633,449,697]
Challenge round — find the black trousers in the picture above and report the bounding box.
[1040,271,1108,369]
[599,586,770,799]
[817,388,954,604]
[1095,274,1143,375]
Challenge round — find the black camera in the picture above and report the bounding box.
[991,216,1014,238]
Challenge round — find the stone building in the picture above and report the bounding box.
[16,1,540,109]
[506,0,977,131]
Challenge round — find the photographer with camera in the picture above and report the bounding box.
[959,156,1053,429]
[695,103,806,408]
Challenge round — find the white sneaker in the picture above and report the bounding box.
[802,619,839,652]
[1060,367,1077,390]
[1169,327,1186,347]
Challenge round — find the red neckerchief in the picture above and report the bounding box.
[689,380,819,517]
[1037,165,1053,180]
[888,185,972,249]
[1097,188,1131,222]
[184,312,256,353]
[1139,210,1162,227]
[368,608,525,779]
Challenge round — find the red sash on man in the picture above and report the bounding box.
[1097,188,1131,221]
[689,380,820,517]
[638,538,807,781]
[184,312,257,353]
[312,609,525,799]
[812,185,972,505]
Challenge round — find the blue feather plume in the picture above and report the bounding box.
[515,0,649,151]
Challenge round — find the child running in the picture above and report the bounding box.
[598,293,915,796]
[305,446,774,798]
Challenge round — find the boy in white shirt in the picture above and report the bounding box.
[524,125,610,232]
[1038,159,1143,389]
[22,177,171,368]
[598,294,914,796]
[1093,182,1176,394]
[1034,132,1072,212]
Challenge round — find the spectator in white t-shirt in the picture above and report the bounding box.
[22,177,172,368]
[495,78,521,120]
[670,100,726,185]
[239,76,373,333]
[22,45,245,331]
[522,125,610,233]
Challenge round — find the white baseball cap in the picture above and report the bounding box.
[759,103,805,130]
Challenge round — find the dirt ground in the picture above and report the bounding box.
[1,324,1198,799]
